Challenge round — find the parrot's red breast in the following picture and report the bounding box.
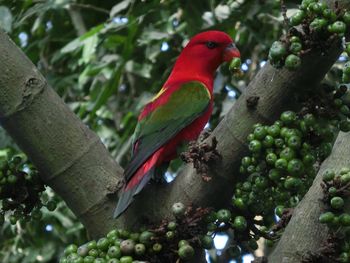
[114,30,240,218]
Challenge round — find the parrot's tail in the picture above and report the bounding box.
[113,150,162,218]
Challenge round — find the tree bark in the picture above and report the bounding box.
[268,132,350,262]
[0,30,122,238]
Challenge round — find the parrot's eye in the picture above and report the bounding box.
[206,41,218,49]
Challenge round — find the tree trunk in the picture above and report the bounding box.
[0,30,123,238]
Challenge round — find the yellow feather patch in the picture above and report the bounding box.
[150,87,166,102]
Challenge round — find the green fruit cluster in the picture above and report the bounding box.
[60,203,213,262]
[203,208,258,259]
[269,0,349,70]
[0,152,57,226]
[320,168,350,262]
[227,82,350,254]
[237,111,322,211]
[269,39,302,70]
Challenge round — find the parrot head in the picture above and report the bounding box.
[171,30,241,79]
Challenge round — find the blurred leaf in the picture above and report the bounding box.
[138,29,168,45]
[0,6,12,32]
[60,38,82,54]
[110,0,132,18]
[61,25,103,54]
[88,64,125,118]
[125,60,152,78]
[214,4,230,21]
[80,34,98,65]
[16,0,69,26]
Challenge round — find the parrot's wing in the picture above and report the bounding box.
[124,81,211,182]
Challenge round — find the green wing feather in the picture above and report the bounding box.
[124,81,211,181]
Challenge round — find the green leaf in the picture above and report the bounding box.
[61,38,82,54]
[88,63,125,118]
[125,60,152,78]
[61,25,103,54]
[0,6,12,32]
[110,0,132,18]
[80,34,98,65]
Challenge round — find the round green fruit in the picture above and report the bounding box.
[120,239,135,255]
[64,244,78,256]
[172,202,186,217]
[284,177,302,190]
[134,243,146,256]
[281,111,297,125]
[322,169,335,182]
[269,41,287,60]
[287,159,304,176]
[285,54,301,70]
[229,58,242,71]
[266,152,277,165]
[275,158,288,170]
[323,9,336,21]
[310,18,327,31]
[139,231,154,246]
[152,243,162,253]
[280,147,296,161]
[339,213,350,226]
[233,197,247,210]
[178,240,189,247]
[217,209,232,223]
[289,42,302,54]
[290,10,306,26]
[331,196,344,210]
[329,21,346,34]
[200,235,214,249]
[166,231,175,240]
[97,238,110,251]
[119,256,133,263]
[178,245,195,260]
[343,11,350,25]
[107,246,121,258]
[249,140,262,153]
[167,221,177,230]
[253,126,267,140]
[233,216,248,231]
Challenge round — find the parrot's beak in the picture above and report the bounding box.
[223,43,240,62]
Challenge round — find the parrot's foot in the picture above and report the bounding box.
[180,136,221,181]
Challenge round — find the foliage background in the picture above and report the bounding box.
[0,0,328,262]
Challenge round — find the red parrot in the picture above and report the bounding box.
[114,30,240,218]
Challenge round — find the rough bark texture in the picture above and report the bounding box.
[0,30,123,237]
[268,132,350,263]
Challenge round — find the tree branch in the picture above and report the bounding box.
[0,29,122,238]
[268,132,350,262]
